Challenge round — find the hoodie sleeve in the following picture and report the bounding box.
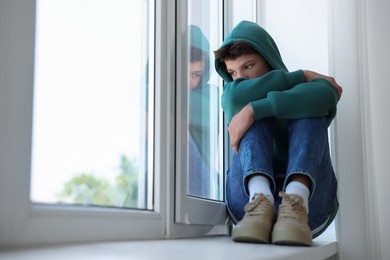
[222,70,304,122]
[250,78,339,126]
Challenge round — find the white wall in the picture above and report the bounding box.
[364,0,390,259]
[332,0,390,259]
[261,0,328,74]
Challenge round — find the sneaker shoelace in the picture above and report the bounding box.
[278,192,307,221]
[244,193,274,217]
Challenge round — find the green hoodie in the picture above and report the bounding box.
[214,21,339,127]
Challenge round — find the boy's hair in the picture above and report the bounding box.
[214,41,258,61]
[190,46,203,63]
[189,46,210,86]
[190,46,210,72]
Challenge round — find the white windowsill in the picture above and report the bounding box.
[0,236,337,260]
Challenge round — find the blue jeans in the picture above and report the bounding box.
[226,117,338,238]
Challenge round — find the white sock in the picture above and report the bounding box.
[248,175,274,204]
[285,181,310,213]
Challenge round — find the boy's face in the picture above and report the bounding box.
[188,61,203,90]
[225,53,270,80]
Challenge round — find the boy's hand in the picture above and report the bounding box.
[303,70,343,97]
[228,104,254,154]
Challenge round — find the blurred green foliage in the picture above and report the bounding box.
[58,155,139,208]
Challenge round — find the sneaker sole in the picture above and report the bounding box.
[272,229,312,246]
[232,226,271,244]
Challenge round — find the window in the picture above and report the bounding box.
[186,0,223,200]
[173,0,228,226]
[0,0,234,246]
[31,0,153,211]
[0,0,165,246]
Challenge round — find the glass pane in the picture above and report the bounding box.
[30,0,153,210]
[187,0,223,200]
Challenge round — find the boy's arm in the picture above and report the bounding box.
[303,70,343,97]
[223,70,304,103]
[228,78,340,154]
[222,70,304,122]
[250,78,339,124]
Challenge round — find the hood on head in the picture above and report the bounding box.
[214,20,288,83]
[189,25,211,86]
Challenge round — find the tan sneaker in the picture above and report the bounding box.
[232,193,275,243]
[272,192,312,246]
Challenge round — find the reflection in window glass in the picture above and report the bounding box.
[30,0,153,210]
[187,0,223,200]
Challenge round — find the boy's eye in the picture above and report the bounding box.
[228,71,236,76]
[191,72,202,78]
[244,63,254,69]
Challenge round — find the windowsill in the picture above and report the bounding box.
[0,236,337,260]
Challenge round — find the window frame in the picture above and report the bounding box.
[0,0,166,246]
[0,0,232,246]
[173,0,228,227]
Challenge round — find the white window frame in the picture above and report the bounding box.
[0,0,234,246]
[173,0,227,227]
[0,0,166,246]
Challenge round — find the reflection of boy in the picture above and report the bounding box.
[214,21,342,246]
[187,25,219,198]
[188,46,207,90]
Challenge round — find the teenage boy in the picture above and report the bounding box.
[214,21,342,246]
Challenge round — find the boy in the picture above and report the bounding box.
[214,21,342,246]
